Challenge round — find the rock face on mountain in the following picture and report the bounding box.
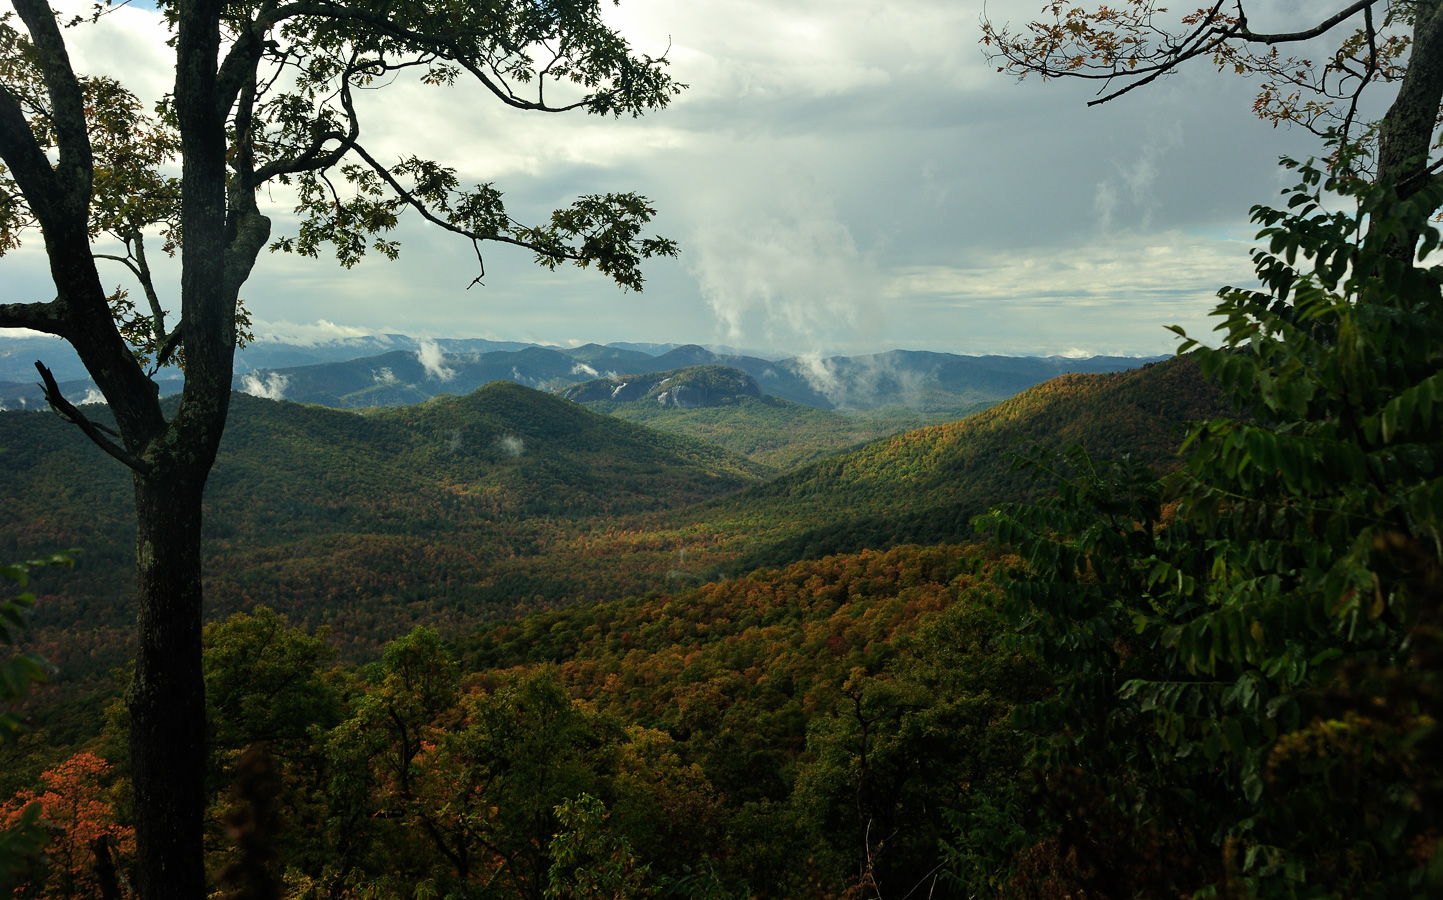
[559,365,766,408]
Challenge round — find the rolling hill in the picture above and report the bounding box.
[224,341,1161,416]
[0,382,768,695]
[562,365,945,469]
[625,356,1231,575]
[3,357,1221,709]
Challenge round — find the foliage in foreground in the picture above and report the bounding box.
[1,554,72,888]
[979,163,1443,898]
[1,540,1045,899]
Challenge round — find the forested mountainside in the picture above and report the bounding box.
[558,365,766,406]
[0,383,766,701]
[0,360,1216,728]
[564,365,944,469]
[3,544,1032,899]
[659,356,1228,574]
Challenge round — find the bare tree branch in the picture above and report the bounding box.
[1235,0,1379,46]
[34,361,153,474]
[94,251,145,282]
[348,141,572,260]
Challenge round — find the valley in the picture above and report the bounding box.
[0,353,1216,716]
[3,308,1436,898]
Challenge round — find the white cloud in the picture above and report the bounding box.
[495,435,525,457]
[241,372,290,400]
[54,0,174,107]
[250,318,383,346]
[416,340,455,381]
[884,230,1254,308]
[571,362,600,377]
[373,367,398,384]
[873,228,1259,356]
[789,352,842,401]
[1094,121,1185,231]
[0,0,1336,360]
[688,171,879,348]
[77,387,107,406]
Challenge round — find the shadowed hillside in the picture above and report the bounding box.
[0,382,768,697]
[646,356,1229,574]
[2,358,1220,709]
[560,365,946,469]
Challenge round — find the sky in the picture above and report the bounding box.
[0,0,1350,358]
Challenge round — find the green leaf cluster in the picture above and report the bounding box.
[1,553,71,740]
[0,551,71,888]
[978,161,1443,898]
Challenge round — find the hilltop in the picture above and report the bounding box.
[0,381,767,695]
[562,365,942,469]
[1,330,1160,418]
[558,365,765,407]
[1,358,1220,710]
[643,356,1229,574]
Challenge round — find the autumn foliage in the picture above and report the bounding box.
[0,752,131,898]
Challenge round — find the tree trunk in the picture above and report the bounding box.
[1377,0,1443,197]
[128,471,209,900]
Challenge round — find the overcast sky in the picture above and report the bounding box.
[2,0,1346,357]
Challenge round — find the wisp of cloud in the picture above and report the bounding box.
[241,372,289,400]
[416,339,456,381]
[495,434,525,457]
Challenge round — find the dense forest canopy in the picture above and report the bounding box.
[1,0,681,890]
[2,0,1442,898]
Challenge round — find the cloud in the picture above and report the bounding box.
[50,0,173,106]
[875,228,1258,356]
[241,372,290,400]
[688,173,879,349]
[1094,121,1185,231]
[789,353,842,401]
[885,230,1253,307]
[416,339,455,381]
[374,367,398,384]
[1094,182,1120,230]
[77,387,108,406]
[571,362,600,377]
[250,318,383,346]
[495,435,525,457]
[788,351,935,409]
[3,0,1327,361]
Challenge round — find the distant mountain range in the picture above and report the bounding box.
[0,333,1162,415]
[557,365,765,407]
[0,357,1222,711]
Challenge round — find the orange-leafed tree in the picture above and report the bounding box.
[0,751,133,899]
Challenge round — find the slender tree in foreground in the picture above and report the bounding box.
[0,0,680,894]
